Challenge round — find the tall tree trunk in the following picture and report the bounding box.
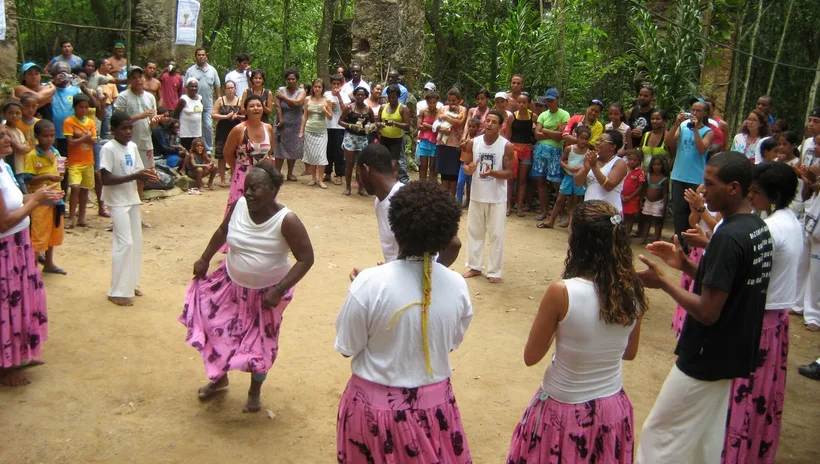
[766,0,794,95]
[282,0,291,72]
[738,0,762,120]
[425,0,448,80]
[203,0,230,50]
[807,55,820,123]
[555,0,565,92]
[316,0,340,82]
[698,0,713,84]
[725,2,745,136]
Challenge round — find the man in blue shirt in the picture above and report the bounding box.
[386,70,407,105]
[44,41,83,74]
[51,62,83,158]
[184,48,222,154]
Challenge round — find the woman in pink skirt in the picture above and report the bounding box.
[507,200,646,463]
[671,184,720,338]
[335,180,473,464]
[722,162,802,463]
[219,95,273,253]
[0,124,64,386]
[179,160,313,412]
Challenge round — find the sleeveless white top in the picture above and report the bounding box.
[585,156,625,212]
[469,134,508,204]
[541,278,636,403]
[179,94,204,138]
[225,197,291,289]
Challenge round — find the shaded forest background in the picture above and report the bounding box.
[13,0,820,136]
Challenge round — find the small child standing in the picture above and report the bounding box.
[639,156,669,244]
[416,92,440,181]
[23,120,67,275]
[458,118,481,207]
[3,101,32,193]
[63,94,97,229]
[620,149,645,235]
[541,126,591,228]
[100,112,158,307]
[17,93,40,148]
[184,138,215,193]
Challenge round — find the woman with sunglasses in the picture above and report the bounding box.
[575,129,628,212]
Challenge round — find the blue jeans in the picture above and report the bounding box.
[201,107,214,153]
[457,163,472,203]
[397,136,410,183]
[101,104,113,139]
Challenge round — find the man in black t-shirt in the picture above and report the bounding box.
[626,84,656,149]
[635,151,772,463]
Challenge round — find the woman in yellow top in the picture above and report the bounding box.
[376,84,411,178]
[639,109,671,171]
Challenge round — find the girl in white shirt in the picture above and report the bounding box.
[335,181,473,463]
[722,162,802,463]
[508,200,645,463]
[179,160,314,413]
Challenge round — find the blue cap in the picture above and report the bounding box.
[21,62,42,73]
[544,88,559,100]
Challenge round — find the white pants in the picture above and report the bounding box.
[793,235,809,314]
[109,205,142,298]
[795,236,820,326]
[637,365,731,464]
[466,201,505,278]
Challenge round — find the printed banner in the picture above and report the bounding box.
[175,0,199,45]
[0,0,6,41]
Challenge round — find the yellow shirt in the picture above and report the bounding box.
[63,115,97,166]
[16,118,39,147]
[23,146,63,194]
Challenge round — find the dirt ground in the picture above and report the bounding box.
[2,166,819,463]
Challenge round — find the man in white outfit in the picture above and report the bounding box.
[794,108,820,331]
[462,110,513,284]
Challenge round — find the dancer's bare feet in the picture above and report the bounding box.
[0,368,30,387]
[243,390,263,413]
[198,376,230,400]
[806,323,820,332]
[463,269,482,279]
[488,277,502,284]
[134,289,143,297]
[108,296,134,306]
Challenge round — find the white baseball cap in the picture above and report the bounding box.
[423,82,436,91]
[494,91,508,100]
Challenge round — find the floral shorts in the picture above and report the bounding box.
[342,132,369,152]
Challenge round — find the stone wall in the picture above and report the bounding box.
[0,0,19,81]
[350,0,425,90]
[133,0,201,67]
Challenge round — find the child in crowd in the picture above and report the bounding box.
[458,118,481,207]
[540,126,591,228]
[639,155,669,244]
[100,112,158,307]
[416,92,440,181]
[3,101,32,192]
[17,93,40,148]
[23,120,66,275]
[169,120,186,173]
[605,103,632,152]
[779,131,801,166]
[98,65,119,139]
[435,103,460,144]
[621,149,645,235]
[759,137,780,163]
[185,138,215,193]
[63,94,97,229]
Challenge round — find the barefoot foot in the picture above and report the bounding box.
[488,277,502,284]
[0,368,31,387]
[198,376,230,400]
[108,296,134,307]
[243,390,262,413]
[343,188,351,196]
[463,269,482,279]
[134,289,143,297]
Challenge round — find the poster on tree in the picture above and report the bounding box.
[0,0,6,41]
[175,0,199,45]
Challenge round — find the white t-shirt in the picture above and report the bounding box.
[469,134,508,204]
[731,133,762,163]
[335,259,474,388]
[0,160,29,238]
[764,209,802,309]
[225,69,249,100]
[376,182,404,262]
[114,90,157,152]
[801,137,817,168]
[341,79,371,99]
[416,100,444,116]
[100,139,144,207]
[178,94,204,138]
[324,90,351,130]
[226,198,291,289]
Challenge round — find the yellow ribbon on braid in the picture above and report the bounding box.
[387,252,434,377]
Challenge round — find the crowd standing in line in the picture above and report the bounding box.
[2,41,820,464]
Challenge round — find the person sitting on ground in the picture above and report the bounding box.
[507,200,645,463]
[184,138,215,193]
[23,120,67,275]
[151,107,186,169]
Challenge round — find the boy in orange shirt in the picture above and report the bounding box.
[63,94,97,229]
[23,120,67,274]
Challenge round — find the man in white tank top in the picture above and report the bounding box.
[462,111,514,283]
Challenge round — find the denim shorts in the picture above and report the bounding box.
[559,174,586,196]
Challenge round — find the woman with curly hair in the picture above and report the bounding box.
[507,200,646,463]
[731,109,769,163]
[335,180,473,464]
[180,160,314,412]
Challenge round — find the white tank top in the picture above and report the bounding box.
[585,156,625,212]
[179,94,204,138]
[469,134,508,204]
[225,197,291,289]
[541,278,636,404]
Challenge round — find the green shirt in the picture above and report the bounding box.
[536,108,570,148]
